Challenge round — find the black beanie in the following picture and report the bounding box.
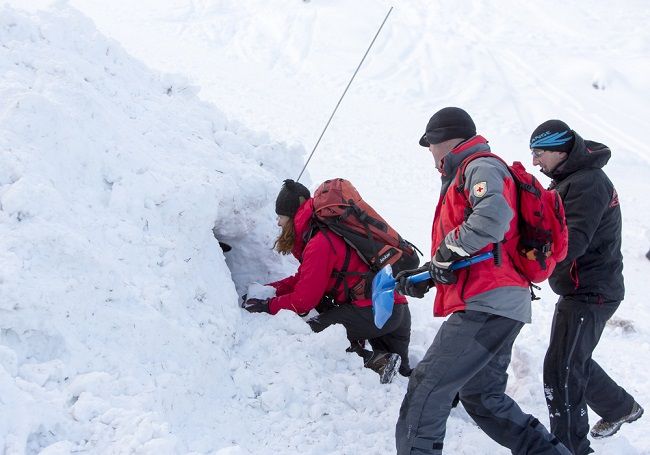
[275,179,310,217]
[419,107,477,147]
[530,119,575,152]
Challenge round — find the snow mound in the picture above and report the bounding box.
[0,5,307,453]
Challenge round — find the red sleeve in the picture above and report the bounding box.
[268,274,299,296]
[268,235,336,315]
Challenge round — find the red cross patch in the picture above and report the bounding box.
[473,181,487,198]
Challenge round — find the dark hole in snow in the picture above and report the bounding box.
[212,227,232,252]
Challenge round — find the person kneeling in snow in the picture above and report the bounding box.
[242,179,411,384]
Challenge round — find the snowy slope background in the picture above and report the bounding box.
[1,1,649,454]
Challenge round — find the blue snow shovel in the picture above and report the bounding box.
[371,251,494,329]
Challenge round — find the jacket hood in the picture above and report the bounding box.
[545,132,611,181]
[291,198,314,259]
[440,135,491,193]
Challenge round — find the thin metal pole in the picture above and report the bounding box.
[297,6,393,182]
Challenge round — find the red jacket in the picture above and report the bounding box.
[268,198,407,315]
[431,136,528,317]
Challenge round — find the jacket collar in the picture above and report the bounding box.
[440,135,491,194]
[545,132,611,182]
[291,198,314,259]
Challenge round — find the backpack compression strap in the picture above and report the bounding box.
[454,151,505,266]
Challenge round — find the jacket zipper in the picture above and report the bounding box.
[564,315,584,455]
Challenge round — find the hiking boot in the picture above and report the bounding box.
[364,352,401,384]
[590,401,644,439]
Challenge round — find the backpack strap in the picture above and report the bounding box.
[341,201,388,232]
[341,202,386,248]
[454,151,503,191]
[307,216,336,251]
[330,245,373,302]
[312,219,367,303]
[454,151,509,266]
[329,244,352,299]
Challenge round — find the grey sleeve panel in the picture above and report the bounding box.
[445,158,514,254]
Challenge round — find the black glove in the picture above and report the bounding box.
[430,242,470,285]
[433,242,468,267]
[315,294,336,314]
[240,294,248,305]
[395,265,434,298]
[429,263,457,285]
[242,298,270,313]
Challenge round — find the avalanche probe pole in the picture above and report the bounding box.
[296,6,393,182]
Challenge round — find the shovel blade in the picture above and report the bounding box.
[370,251,495,329]
[372,265,396,329]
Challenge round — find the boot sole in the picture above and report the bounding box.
[380,355,401,384]
[591,405,644,439]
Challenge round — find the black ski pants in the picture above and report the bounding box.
[544,295,635,455]
[307,302,411,374]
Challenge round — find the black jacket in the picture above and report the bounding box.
[543,132,624,301]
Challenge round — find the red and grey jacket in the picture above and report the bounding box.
[268,198,407,315]
[431,136,530,321]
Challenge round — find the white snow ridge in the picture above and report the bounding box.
[0,5,314,454]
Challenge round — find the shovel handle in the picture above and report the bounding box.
[405,251,494,284]
[406,271,432,284]
[449,251,494,270]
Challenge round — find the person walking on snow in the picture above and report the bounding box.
[529,119,643,454]
[242,179,411,384]
[394,107,569,455]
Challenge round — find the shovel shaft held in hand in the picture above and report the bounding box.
[371,251,494,328]
[405,251,495,284]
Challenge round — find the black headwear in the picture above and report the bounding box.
[419,107,477,147]
[275,179,310,217]
[530,119,575,153]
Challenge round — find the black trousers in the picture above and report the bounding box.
[307,302,411,374]
[543,295,635,455]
